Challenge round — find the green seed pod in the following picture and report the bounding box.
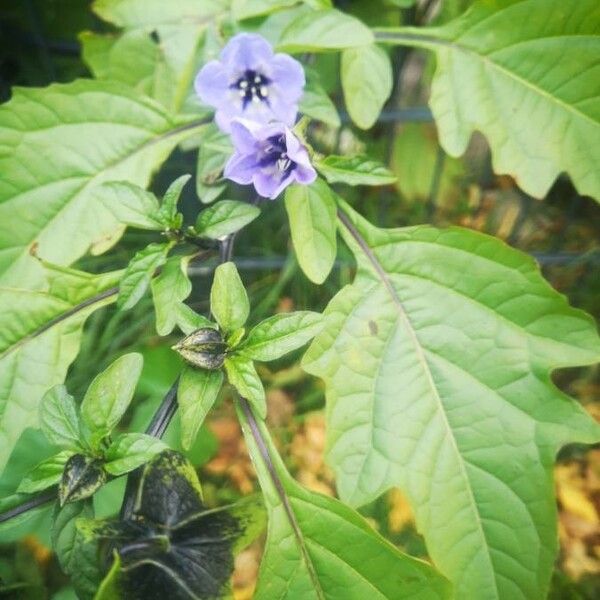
[173,327,227,370]
[59,454,107,506]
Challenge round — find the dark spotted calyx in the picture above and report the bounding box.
[59,454,107,506]
[173,327,227,370]
[93,450,265,600]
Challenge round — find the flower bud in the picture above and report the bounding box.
[173,327,227,370]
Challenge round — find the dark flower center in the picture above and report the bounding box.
[232,69,271,108]
[259,134,296,178]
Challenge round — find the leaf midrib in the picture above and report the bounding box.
[337,209,499,598]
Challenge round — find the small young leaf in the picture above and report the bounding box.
[175,304,213,335]
[17,450,73,494]
[52,499,94,576]
[195,200,261,240]
[59,454,108,506]
[299,71,340,127]
[157,174,191,226]
[80,353,144,445]
[118,242,171,310]
[40,385,81,450]
[277,9,373,52]
[97,181,163,230]
[284,178,337,284]
[224,356,266,419]
[341,43,393,129]
[240,311,323,362]
[211,262,249,332]
[178,366,224,451]
[151,255,193,336]
[316,155,397,186]
[104,433,167,476]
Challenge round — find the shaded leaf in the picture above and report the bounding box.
[303,201,600,598]
[299,69,341,127]
[52,499,94,576]
[211,262,249,332]
[239,311,323,362]
[195,124,232,204]
[285,178,337,284]
[178,366,224,451]
[104,433,167,476]
[80,353,144,445]
[316,154,396,186]
[40,385,81,450]
[17,450,73,494]
[195,200,260,240]
[224,356,266,419]
[156,174,191,227]
[341,43,392,129]
[118,242,171,310]
[96,182,163,231]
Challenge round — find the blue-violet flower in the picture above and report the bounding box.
[224,119,317,199]
[195,33,305,132]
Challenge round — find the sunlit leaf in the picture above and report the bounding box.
[195,200,260,240]
[303,201,600,598]
[224,356,266,418]
[17,450,73,494]
[316,154,396,186]
[211,262,249,332]
[39,385,82,450]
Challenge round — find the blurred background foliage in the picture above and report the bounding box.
[0,1,598,598]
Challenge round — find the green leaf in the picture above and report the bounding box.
[174,304,213,336]
[277,8,374,52]
[178,366,224,451]
[52,500,95,576]
[157,174,191,227]
[299,70,341,127]
[104,433,167,476]
[224,356,266,419]
[39,385,81,450]
[195,124,233,204]
[341,43,392,129]
[303,201,600,599]
[316,154,397,186]
[96,181,163,231]
[92,0,225,112]
[150,255,193,336]
[118,242,171,310]
[59,454,108,506]
[17,450,73,494]
[195,200,260,240]
[375,0,600,200]
[240,311,323,362]
[0,80,204,286]
[237,400,452,599]
[0,264,120,473]
[391,123,466,204]
[95,552,121,600]
[210,262,250,332]
[89,450,265,599]
[232,0,297,20]
[80,353,144,445]
[80,30,175,110]
[284,179,337,284]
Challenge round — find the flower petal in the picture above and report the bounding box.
[293,164,318,186]
[284,129,313,169]
[271,54,305,102]
[253,172,288,199]
[221,33,274,71]
[194,61,230,107]
[224,152,258,184]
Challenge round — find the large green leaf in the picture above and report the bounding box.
[92,0,226,111]
[211,262,250,333]
[0,79,205,286]
[303,202,600,599]
[237,399,451,599]
[375,0,600,200]
[0,264,120,473]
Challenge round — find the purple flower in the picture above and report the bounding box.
[224,119,317,199]
[195,33,305,133]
